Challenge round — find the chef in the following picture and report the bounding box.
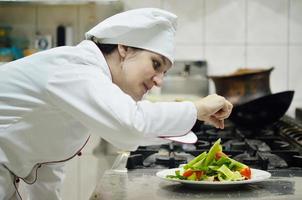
[0,8,232,200]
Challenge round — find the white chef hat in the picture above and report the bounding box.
[85,8,177,64]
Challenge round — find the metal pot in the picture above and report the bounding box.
[208,67,274,105]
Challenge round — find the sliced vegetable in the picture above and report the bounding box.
[192,157,208,171]
[195,171,204,181]
[182,169,194,177]
[240,167,251,179]
[216,156,231,166]
[166,170,185,180]
[228,157,248,172]
[217,164,235,180]
[203,175,215,181]
[183,152,207,169]
[187,172,196,181]
[203,139,222,167]
[215,151,227,160]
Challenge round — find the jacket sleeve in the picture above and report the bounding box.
[45,66,197,150]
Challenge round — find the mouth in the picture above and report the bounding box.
[143,83,151,93]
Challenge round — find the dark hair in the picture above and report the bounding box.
[90,36,117,55]
[94,42,117,55]
[91,37,141,55]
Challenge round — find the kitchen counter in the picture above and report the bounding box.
[90,168,302,200]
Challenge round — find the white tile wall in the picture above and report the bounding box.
[205,45,245,75]
[288,101,302,118]
[246,45,288,93]
[290,0,302,44]
[163,0,204,45]
[289,46,302,102]
[205,0,245,44]
[205,45,245,93]
[174,45,205,61]
[247,0,288,44]
[162,0,205,60]
[122,0,161,9]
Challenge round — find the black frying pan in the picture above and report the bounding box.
[229,91,294,128]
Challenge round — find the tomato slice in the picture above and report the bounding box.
[195,171,204,181]
[182,169,194,177]
[240,167,251,179]
[215,151,227,160]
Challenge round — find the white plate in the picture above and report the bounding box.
[161,131,197,144]
[156,168,271,188]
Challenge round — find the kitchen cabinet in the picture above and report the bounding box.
[0,0,120,5]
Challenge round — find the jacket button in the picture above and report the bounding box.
[77,152,82,156]
[15,178,20,183]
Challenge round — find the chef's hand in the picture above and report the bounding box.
[193,94,233,129]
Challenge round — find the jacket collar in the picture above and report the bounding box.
[77,40,112,81]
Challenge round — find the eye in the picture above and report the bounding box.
[152,59,161,71]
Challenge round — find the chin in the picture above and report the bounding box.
[135,95,143,101]
[131,93,143,102]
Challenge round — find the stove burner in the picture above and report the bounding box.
[236,128,275,137]
[206,129,232,136]
[155,154,186,168]
[263,129,275,136]
[259,152,288,169]
[293,155,302,167]
[283,127,301,134]
[272,140,290,150]
[181,144,196,151]
[195,140,210,149]
[223,140,246,151]
[233,153,262,169]
[246,139,271,152]
[293,134,302,142]
[143,152,194,169]
[231,142,246,151]
[288,132,301,138]
[126,154,144,169]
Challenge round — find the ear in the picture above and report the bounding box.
[117,44,128,59]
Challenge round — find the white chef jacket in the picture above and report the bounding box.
[0,40,197,199]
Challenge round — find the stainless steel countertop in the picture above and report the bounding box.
[90,168,302,200]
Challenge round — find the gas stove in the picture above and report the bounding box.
[126,116,302,171]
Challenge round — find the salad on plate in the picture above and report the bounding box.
[166,138,252,182]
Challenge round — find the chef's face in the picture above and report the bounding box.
[117,45,172,101]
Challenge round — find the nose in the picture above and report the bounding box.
[152,73,164,87]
